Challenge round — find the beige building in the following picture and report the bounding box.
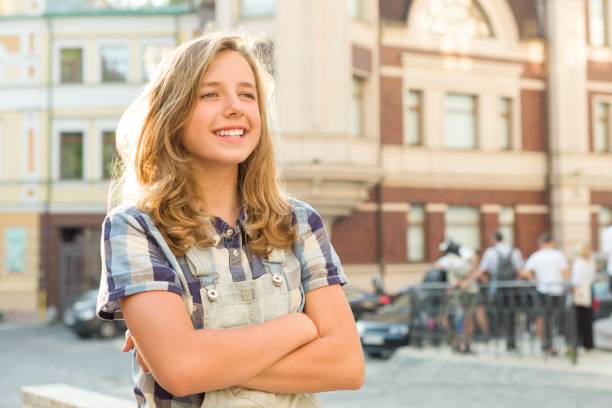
[0,0,200,318]
[1,0,612,319]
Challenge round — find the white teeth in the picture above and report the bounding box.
[215,129,244,138]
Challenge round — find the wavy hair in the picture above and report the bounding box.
[110,33,295,257]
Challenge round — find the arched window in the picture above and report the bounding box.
[422,0,493,38]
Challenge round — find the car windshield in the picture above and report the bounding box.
[377,292,411,315]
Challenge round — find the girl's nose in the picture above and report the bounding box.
[222,94,243,117]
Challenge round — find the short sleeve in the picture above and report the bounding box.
[290,199,348,293]
[96,207,183,321]
[478,248,495,272]
[524,254,536,271]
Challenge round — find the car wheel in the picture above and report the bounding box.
[76,331,92,339]
[98,321,118,339]
[366,349,395,360]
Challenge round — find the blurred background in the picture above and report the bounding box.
[1,0,612,407]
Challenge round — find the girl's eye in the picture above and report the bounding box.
[200,92,217,99]
[240,92,256,100]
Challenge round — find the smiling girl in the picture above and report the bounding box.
[96,33,364,407]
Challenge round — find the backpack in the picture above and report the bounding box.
[495,248,517,281]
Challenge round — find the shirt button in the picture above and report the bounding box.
[232,249,239,257]
[226,228,234,237]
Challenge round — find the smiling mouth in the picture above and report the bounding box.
[215,129,245,139]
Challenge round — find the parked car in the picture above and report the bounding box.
[63,289,126,339]
[356,289,412,359]
[593,279,612,321]
[343,285,391,321]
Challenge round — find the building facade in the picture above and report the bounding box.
[1,0,612,318]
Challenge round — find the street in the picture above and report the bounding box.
[2,322,612,407]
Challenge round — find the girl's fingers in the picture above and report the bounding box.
[122,333,135,352]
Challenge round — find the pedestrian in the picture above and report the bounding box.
[470,248,490,340]
[572,243,596,351]
[601,220,612,292]
[96,33,364,407]
[436,240,478,353]
[476,231,524,351]
[520,232,569,356]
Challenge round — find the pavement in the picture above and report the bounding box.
[3,321,612,408]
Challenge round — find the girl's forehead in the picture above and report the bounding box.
[201,50,256,83]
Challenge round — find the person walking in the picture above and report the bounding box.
[601,221,612,292]
[572,243,596,351]
[521,232,569,356]
[477,231,524,351]
[436,240,478,353]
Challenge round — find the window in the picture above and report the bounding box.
[141,41,173,82]
[102,131,117,180]
[600,207,612,249]
[348,0,362,19]
[60,131,83,180]
[100,44,129,82]
[407,204,426,262]
[423,0,493,38]
[499,97,512,150]
[589,0,608,46]
[595,101,611,152]
[499,207,515,246]
[241,0,275,18]
[351,76,365,137]
[60,48,83,83]
[445,206,480,251]
[5,227,27,273]
[445,93,477,149]
[404,90,422,146]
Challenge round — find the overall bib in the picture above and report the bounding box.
[182,246,322,408]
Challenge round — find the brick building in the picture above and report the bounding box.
[1,0,612,318]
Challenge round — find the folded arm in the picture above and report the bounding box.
[120,291,317,397]
[238,284,365,393]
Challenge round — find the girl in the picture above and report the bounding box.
[96,33,364,407]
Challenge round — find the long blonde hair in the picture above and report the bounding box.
[111,33,295,257]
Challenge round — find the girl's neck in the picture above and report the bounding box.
[193,162,241,227]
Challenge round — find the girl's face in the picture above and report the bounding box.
[182,50,262,170]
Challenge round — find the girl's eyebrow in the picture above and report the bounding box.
[200,81,256,89]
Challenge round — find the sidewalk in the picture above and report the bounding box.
[397,345,612,377]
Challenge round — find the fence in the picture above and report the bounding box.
[407,280,579,363]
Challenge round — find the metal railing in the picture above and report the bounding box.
[407,280,578,363]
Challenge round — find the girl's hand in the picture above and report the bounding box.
[122,330,150,373]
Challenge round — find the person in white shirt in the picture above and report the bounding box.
[572,243,596,350]
[601,223,612,292]
[521,232,569,355]
[477,231,524,351]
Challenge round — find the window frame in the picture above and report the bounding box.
[54,40,87,84]
[589,0,609,47]
[593,99,612,153]
[407,203,426,262]
[499,96,513,151]
[444,93,478,150]
[96,118,119,181]
[404,89,423,146]
[96,39,131,83]
[53,120,88,182]
[444,206,481,252]
[139,37,175,83]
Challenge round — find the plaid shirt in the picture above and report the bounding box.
[97,198,347,407]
